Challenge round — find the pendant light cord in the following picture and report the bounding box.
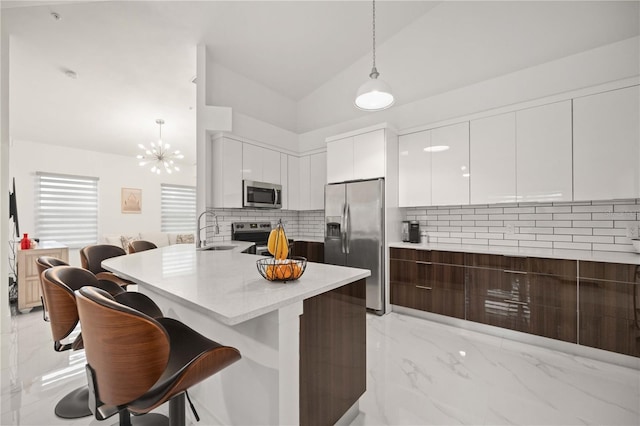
[369,0,379,79]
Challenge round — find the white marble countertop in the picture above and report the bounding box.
[389,241,640,265]
[102,243,370,326]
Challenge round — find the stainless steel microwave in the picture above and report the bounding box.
[243,180,282,209]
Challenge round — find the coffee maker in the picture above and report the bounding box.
[409,221,420,243]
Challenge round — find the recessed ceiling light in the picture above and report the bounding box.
[51,12,61,21]
[64,69,78,79]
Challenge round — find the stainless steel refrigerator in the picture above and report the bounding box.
[325,178,385,314]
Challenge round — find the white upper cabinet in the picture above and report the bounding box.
[470,113,517,204]
[309,152,327,210]
[242,144,281,184]
[431,122,470,206]
[288,155,300,211]
[280,153,288,209]
[573,85,640,201]
[353,130,386,180]
[327,137,354,183]
[326,129,385,183]
[516,100,572,202]
[298,155,311,210]
[398,131,431,207]
[210,136,243,208]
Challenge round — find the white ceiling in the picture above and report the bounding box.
[3,1,639,165]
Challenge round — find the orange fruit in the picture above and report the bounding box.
[275,263,293,280]
[265,264,276,280]
[291,262,302,279]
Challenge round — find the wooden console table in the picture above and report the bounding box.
[17,242,69,312]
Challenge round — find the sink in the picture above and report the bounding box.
[197,245,237,251]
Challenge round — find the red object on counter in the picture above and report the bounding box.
[20,233,30,250]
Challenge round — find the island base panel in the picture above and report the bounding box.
[300,278,366,426]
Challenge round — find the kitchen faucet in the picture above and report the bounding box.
[196,209,220,248]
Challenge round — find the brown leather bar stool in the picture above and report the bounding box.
[40,266,163,419]
[128,240,157,254]
[80,245,135,289]
[35,256,70,321]
[76,286,242,426]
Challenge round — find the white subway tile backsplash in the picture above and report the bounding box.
[535,220,572,227]
[553,242,592,250]
[536,206,572,213]
[573,220,614,228]
[573,235,615,244]
[552,213,592,220]
[536,234,572,242]
[489,214,519,221]
[519,241,553,248]
[403,199,640,252]
[593,228,628,236]
[520,213,553,220]
[592,243,634,252]
[554,227,592,235]
[571,205,613,213]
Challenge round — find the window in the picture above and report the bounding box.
[161,184,196,233]
[35,172,99,248]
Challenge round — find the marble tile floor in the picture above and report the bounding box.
[1,307,638,425]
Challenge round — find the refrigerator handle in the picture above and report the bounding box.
[341,202,346,254]
[345,203,351,254]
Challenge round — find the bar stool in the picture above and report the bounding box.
[76,286,241,426]
[128,240,157,254]
[80,245,135,289]
[39,266,162,419]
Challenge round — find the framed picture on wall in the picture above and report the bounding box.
[121,188,142,214]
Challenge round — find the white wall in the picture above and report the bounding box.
[9,140,196,244]
[1,11,12,335]
[298,36,640,152]
[206,61,298,137]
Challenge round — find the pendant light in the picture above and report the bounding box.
[355,0,394,111]
[136,119,184,175]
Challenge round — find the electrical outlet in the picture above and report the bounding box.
[626,223,639,239]
[506,224,515,235]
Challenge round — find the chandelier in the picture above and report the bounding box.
[137,119,184,174]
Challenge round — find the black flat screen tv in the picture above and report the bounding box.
[9,177,20,238]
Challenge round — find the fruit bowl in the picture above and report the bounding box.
[256,256,307,282]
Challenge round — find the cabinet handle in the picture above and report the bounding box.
[503,299,527,306]
[416,261,432,265]
[416,285,432,290]
[503,269,527,275]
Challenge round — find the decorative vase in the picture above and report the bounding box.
[20,233,30,250]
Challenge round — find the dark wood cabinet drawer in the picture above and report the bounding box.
[579,279,638,321]
[579,261,639,283]
[390,247,417,261]
[390,258,417,286]
[579,314,640,357]
[529,258,576,277]
[293,241,324,263]
[390,281,430,312]
[465,253,528,272]
[430,251,464,266]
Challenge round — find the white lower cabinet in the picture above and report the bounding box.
[470,113,517,204]
[516,100,572,202]
[431,122,470,206]
[573,85,640,201]
[399,131,431,207]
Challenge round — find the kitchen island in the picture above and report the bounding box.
[102,243,370,425]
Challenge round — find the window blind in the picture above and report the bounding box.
[35,172,99,248]
[161,184,196,233]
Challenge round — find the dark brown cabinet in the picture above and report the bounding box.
[293,240,324,263]
[578,261,640,357]
[390,249,465,319]
[390,246,639,357]
[466,255,577,343]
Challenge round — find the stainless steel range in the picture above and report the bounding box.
[232,222,272,255]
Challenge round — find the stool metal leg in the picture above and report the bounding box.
[169,393,186,426]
